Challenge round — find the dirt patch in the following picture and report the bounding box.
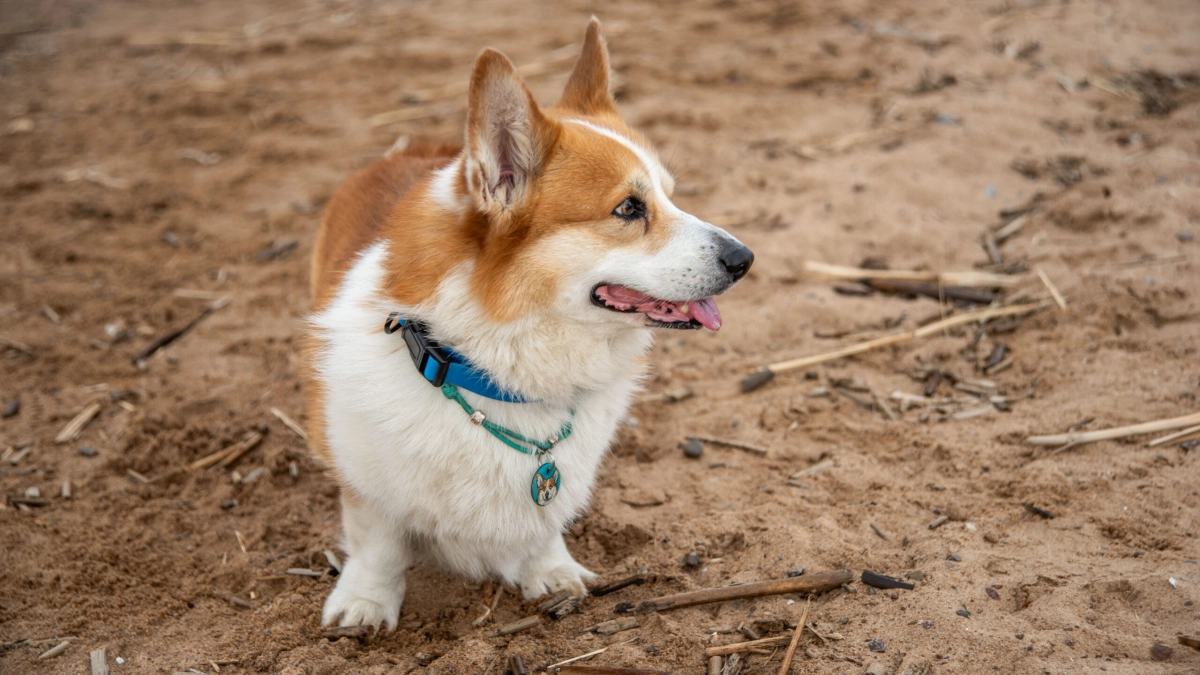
[2,0,1199,674]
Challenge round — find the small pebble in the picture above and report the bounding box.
[956,609,971,618]
[986,586,1000,600]
[889,592,899,600]
[2,397,19,418]
[1065,637,1075,647]
[1177,231,1195,242]
[1185,600,1193,606]
[920,620,933,629]
[1015,633,1025,639]
[786,568,806,577]
[78,446,98,457]
[869,637,886,653]
[947,553,962,562]
[804,648,819,659]
[1150,643,1172,661]
[682,439,704,459]
[865,663,887,675]
[684,553,701,569]
[221,499,238,510]
[906,570,925,581]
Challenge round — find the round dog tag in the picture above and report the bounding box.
[530,461,561,506]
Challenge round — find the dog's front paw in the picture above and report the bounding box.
[321,577,403,630]
[518,558,597,600]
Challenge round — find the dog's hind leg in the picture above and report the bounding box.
[516,533,596,600]
[322,495,410,630]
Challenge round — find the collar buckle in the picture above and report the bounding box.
[399,318,451,387]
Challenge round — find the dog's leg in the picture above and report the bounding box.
[321,495,410,630]
[516,533,596,600]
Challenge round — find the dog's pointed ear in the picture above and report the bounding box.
[557,17,616,116]
[465,49,557,220]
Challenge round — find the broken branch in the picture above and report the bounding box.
[1027,411,1200,447]
[629,569,852,613]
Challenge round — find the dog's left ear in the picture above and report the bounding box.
[557,17,616,116]
[465,48,558,222]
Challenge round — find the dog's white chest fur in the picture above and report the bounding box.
[311,244,649,629]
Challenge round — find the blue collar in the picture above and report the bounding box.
[384,313,533,403]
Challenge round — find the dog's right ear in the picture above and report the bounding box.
[557,17,616,116]
[465,49,557,224]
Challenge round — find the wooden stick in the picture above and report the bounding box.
[776,596,811,675]
[38,640,70,659]
[631,569,852,613]
[132,297,229,365]
[484,615,539,638]
[803,260,1022,288]
[90,648,109,675]
[271,407,308,440]
[55,403,102,444]
[757,304,1043,376]
[706,636,792,657]
[558,666,669,675]
[685,436,768,455]
[217,432,264,468]
[1147,423,1200,447]
[1027,411,1200,447]
[1035,268,1067,310]
[0,335,36,356]
[589,574,646,597]
[547,637,639,671]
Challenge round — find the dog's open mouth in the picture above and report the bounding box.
[591,284,722,331]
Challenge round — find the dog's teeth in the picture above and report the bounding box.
[679,302,689,315]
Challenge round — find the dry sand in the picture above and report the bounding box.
[2,0,1199,673]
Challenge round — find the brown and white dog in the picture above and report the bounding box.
[306,18,752,630]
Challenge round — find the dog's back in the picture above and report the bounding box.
[310,145,459,312]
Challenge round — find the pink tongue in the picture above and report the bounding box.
[596,285,723,331]
[689,297,722,331]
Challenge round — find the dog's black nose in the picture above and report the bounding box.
[719,241,754,281]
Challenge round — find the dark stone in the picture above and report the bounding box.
[683,439,704,459]
[684,552,701,569]
[1150,643,1172,662]
[221,499,238,510]
[786,568,806,577]
[947,553,963,562]
[2,397,19,418]
[869,637,886,653]
[956,609,971,618]
[78,446,98,457]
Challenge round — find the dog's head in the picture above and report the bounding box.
[460,18,753,332]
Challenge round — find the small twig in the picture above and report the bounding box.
[869,522,892,542]
[685,436,768,455]
[776,596,811,675]
[743,303,1045,390]
[630,569,852,613]
[589,574,646,597]
[706,636,792,657]
[1146,423,1200,447]
[37,641,70,659]
[803,260,1021,287]
[485,615,540,638]
[0,335,36,356]
[556,662,672,667]
[547,637,639,671]
[132,297,229,365]
[1035,268,1067,310]
[1027,411,1200,447]
[270,407,308,440]
[473,584,504,626]
[55,403,102,444]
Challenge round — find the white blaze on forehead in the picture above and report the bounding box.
[562,118,678,213]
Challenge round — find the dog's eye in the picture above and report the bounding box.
[612,196,646,221]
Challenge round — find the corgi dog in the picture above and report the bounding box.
[306,18,753,630]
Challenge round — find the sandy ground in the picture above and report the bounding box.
[2,0,1199,673]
